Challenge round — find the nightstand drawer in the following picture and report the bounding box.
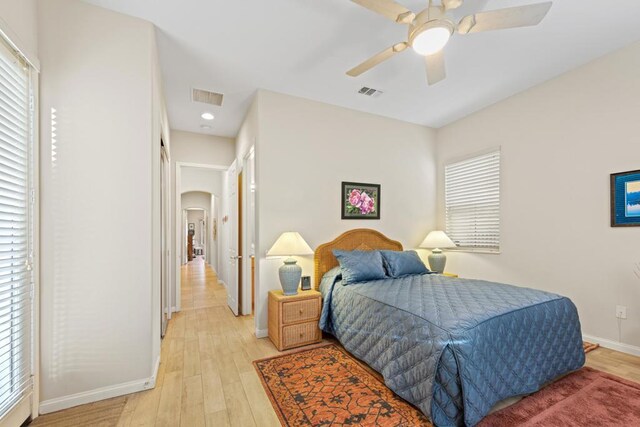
[282,298,320,324]
[269,289,322,351]
[282,322,320,348]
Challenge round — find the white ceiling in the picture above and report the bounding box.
[84,0,640,138]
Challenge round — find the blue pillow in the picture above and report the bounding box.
[379,250,430,277]
[332,250,387,284]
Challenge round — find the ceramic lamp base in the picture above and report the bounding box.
[279,257,301,296]
[428,249,447,274]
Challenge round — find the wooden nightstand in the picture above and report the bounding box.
[268,289,322,351]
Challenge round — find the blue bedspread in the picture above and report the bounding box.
[319,271,585,426]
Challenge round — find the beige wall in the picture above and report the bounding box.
[437,41,640,351]
[254,90,438,335]
[170,130,235,166]
[38,0,164,412]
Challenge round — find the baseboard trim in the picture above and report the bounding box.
[255,328,268,339]
[148,355,160,389]
[583,334,640,357]
[39,376,154,414]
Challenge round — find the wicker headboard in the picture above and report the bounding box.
[313,229,403,290]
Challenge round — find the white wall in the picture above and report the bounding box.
[235,96,259,164]
[181,167,222,196]
[182,192,212,212]
[38,0,165,411]
[0,0,38,65]
[437,41,640,350]
[253,90,437,334]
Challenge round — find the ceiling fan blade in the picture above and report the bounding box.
[351,0,415,24]
[347,42,408,77]
[457,2,552,34]
[425,51,446,85]
[442,0,464,11]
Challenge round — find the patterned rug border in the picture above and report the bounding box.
[583,341,599,353]
[252,342,340,427]
[252,341,335,365]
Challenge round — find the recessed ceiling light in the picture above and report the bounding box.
[201,112,215,121]
[200,125,212,130]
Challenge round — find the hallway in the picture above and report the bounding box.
[32,259,281,427]
[136,258,281,426]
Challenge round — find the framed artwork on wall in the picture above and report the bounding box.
[611,169,640,227]
[341,181,380,220]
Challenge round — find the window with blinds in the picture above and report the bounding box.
[0,38,34,420]
[445,150,500,251]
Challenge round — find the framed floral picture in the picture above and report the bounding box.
[341,182,380,220]
[611,169,640,227]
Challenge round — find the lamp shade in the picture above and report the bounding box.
[266,232,314,257]
[420,231,456,249]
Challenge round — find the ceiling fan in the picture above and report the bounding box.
[346,0,553,85]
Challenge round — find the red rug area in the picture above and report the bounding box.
[253,344,431,426]
[480,367,640,426]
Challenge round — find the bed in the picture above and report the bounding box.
[315,229,585,427]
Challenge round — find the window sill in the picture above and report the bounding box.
[447,248,501,255]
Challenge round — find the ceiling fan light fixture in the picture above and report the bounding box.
[411,21,453,56]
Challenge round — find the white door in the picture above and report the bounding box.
[227,161,239,315]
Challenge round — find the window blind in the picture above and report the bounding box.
[0,38,33,419]
[445,150,500,251]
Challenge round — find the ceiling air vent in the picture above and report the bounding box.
[192,88,224,106]
[357,87,383,98]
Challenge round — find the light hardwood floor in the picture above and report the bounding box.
[124,257,282,427]
[32,258,640,426]
[33,258,282,427]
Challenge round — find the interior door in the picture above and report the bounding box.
[227,161,239,315]
[160,145,169,337]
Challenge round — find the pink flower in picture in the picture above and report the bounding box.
[365,195,375,214]
[359,191,374,215]
[349,189,362,207]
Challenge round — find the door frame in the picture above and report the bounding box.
[175,162,228,312]
[241,146,255,316]
[160,144,171,336]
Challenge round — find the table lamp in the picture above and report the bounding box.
[266,232,314,295]
[420,231,456,274]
